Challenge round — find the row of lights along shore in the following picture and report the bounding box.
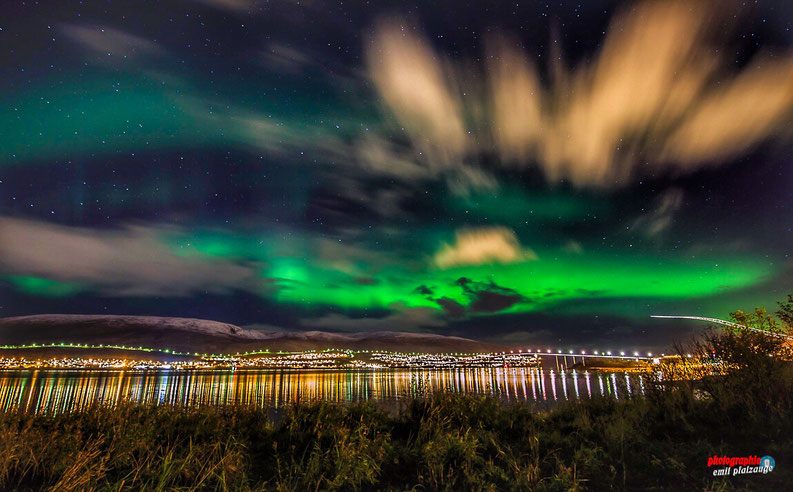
[0,342,682,359]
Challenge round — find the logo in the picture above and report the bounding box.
[707,455,775,477]
[761,456,775,472]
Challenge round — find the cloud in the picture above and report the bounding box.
[368,1,793,188]
[355,134,434,181]
[364,21,500,194]
[562,240,584,255]
[352,277,378,285]
[434,227,537,269]
[174,96,306,154]
[192,0,255,13]
[239,323,289,334]
[260,43,311,73]
[413,278,527,318]
[436,297,466,318]
[0,217,262,297]
[530,1,717,186]
[488,37,543,164]
[366,20,468,168]
[661,58,793,164]
[632,188,685,237]
[313,236,400,276]
[61,25,164,59]
[414,285,434,296]
[455,277,525,313]
[497,330,555,345]
[301,304,446,332]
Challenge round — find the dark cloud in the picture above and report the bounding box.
[444,311,699,353]
[353,277,378,285]
[455,277,473,288]
[414,285,434,296]
[412,279,525,318]
[192,0,256,13]
[454,277,527,314]
[436,297,466,319]
[301,304,446,332]
[469,290,524,313]
[575,288,608,297]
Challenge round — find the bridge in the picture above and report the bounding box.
[501,313,793,367]
[501,349,658,361]
[486,350,660,371]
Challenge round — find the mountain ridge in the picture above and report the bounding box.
[0,314,501,354]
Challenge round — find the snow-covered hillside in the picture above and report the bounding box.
[0,314,500,353]
[0,314,269,339]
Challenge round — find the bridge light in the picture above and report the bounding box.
[634,351,639,356]
[620,351,625,356]
[648,352,653,357]
[607,351,612,355]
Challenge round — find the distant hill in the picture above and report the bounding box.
[0,315,501,355]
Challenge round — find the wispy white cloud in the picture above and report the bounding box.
[366,20,468,168]
[366,1,793,188]
[61,24,164,59]
[0,217,263,297]
[632,188,685,237]
[562,240,584,255]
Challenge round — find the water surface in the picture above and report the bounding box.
[0,368,644,414]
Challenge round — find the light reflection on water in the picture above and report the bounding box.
[0,368,645,414]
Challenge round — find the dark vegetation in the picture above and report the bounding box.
[2,298,793,490]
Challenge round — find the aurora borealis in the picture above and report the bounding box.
[2,0,793,350]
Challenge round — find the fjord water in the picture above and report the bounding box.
[0,368,644,414]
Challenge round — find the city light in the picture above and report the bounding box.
[0,341,665,370]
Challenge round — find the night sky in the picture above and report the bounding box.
[2,0,793,351]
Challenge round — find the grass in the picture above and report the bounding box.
[0,390,790,491]
[1,325,792,490]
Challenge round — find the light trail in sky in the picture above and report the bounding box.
[651,315,793,339]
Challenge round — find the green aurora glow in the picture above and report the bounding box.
[160,231,773,317]
[2,0,792,348]
[5,276,82,297]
